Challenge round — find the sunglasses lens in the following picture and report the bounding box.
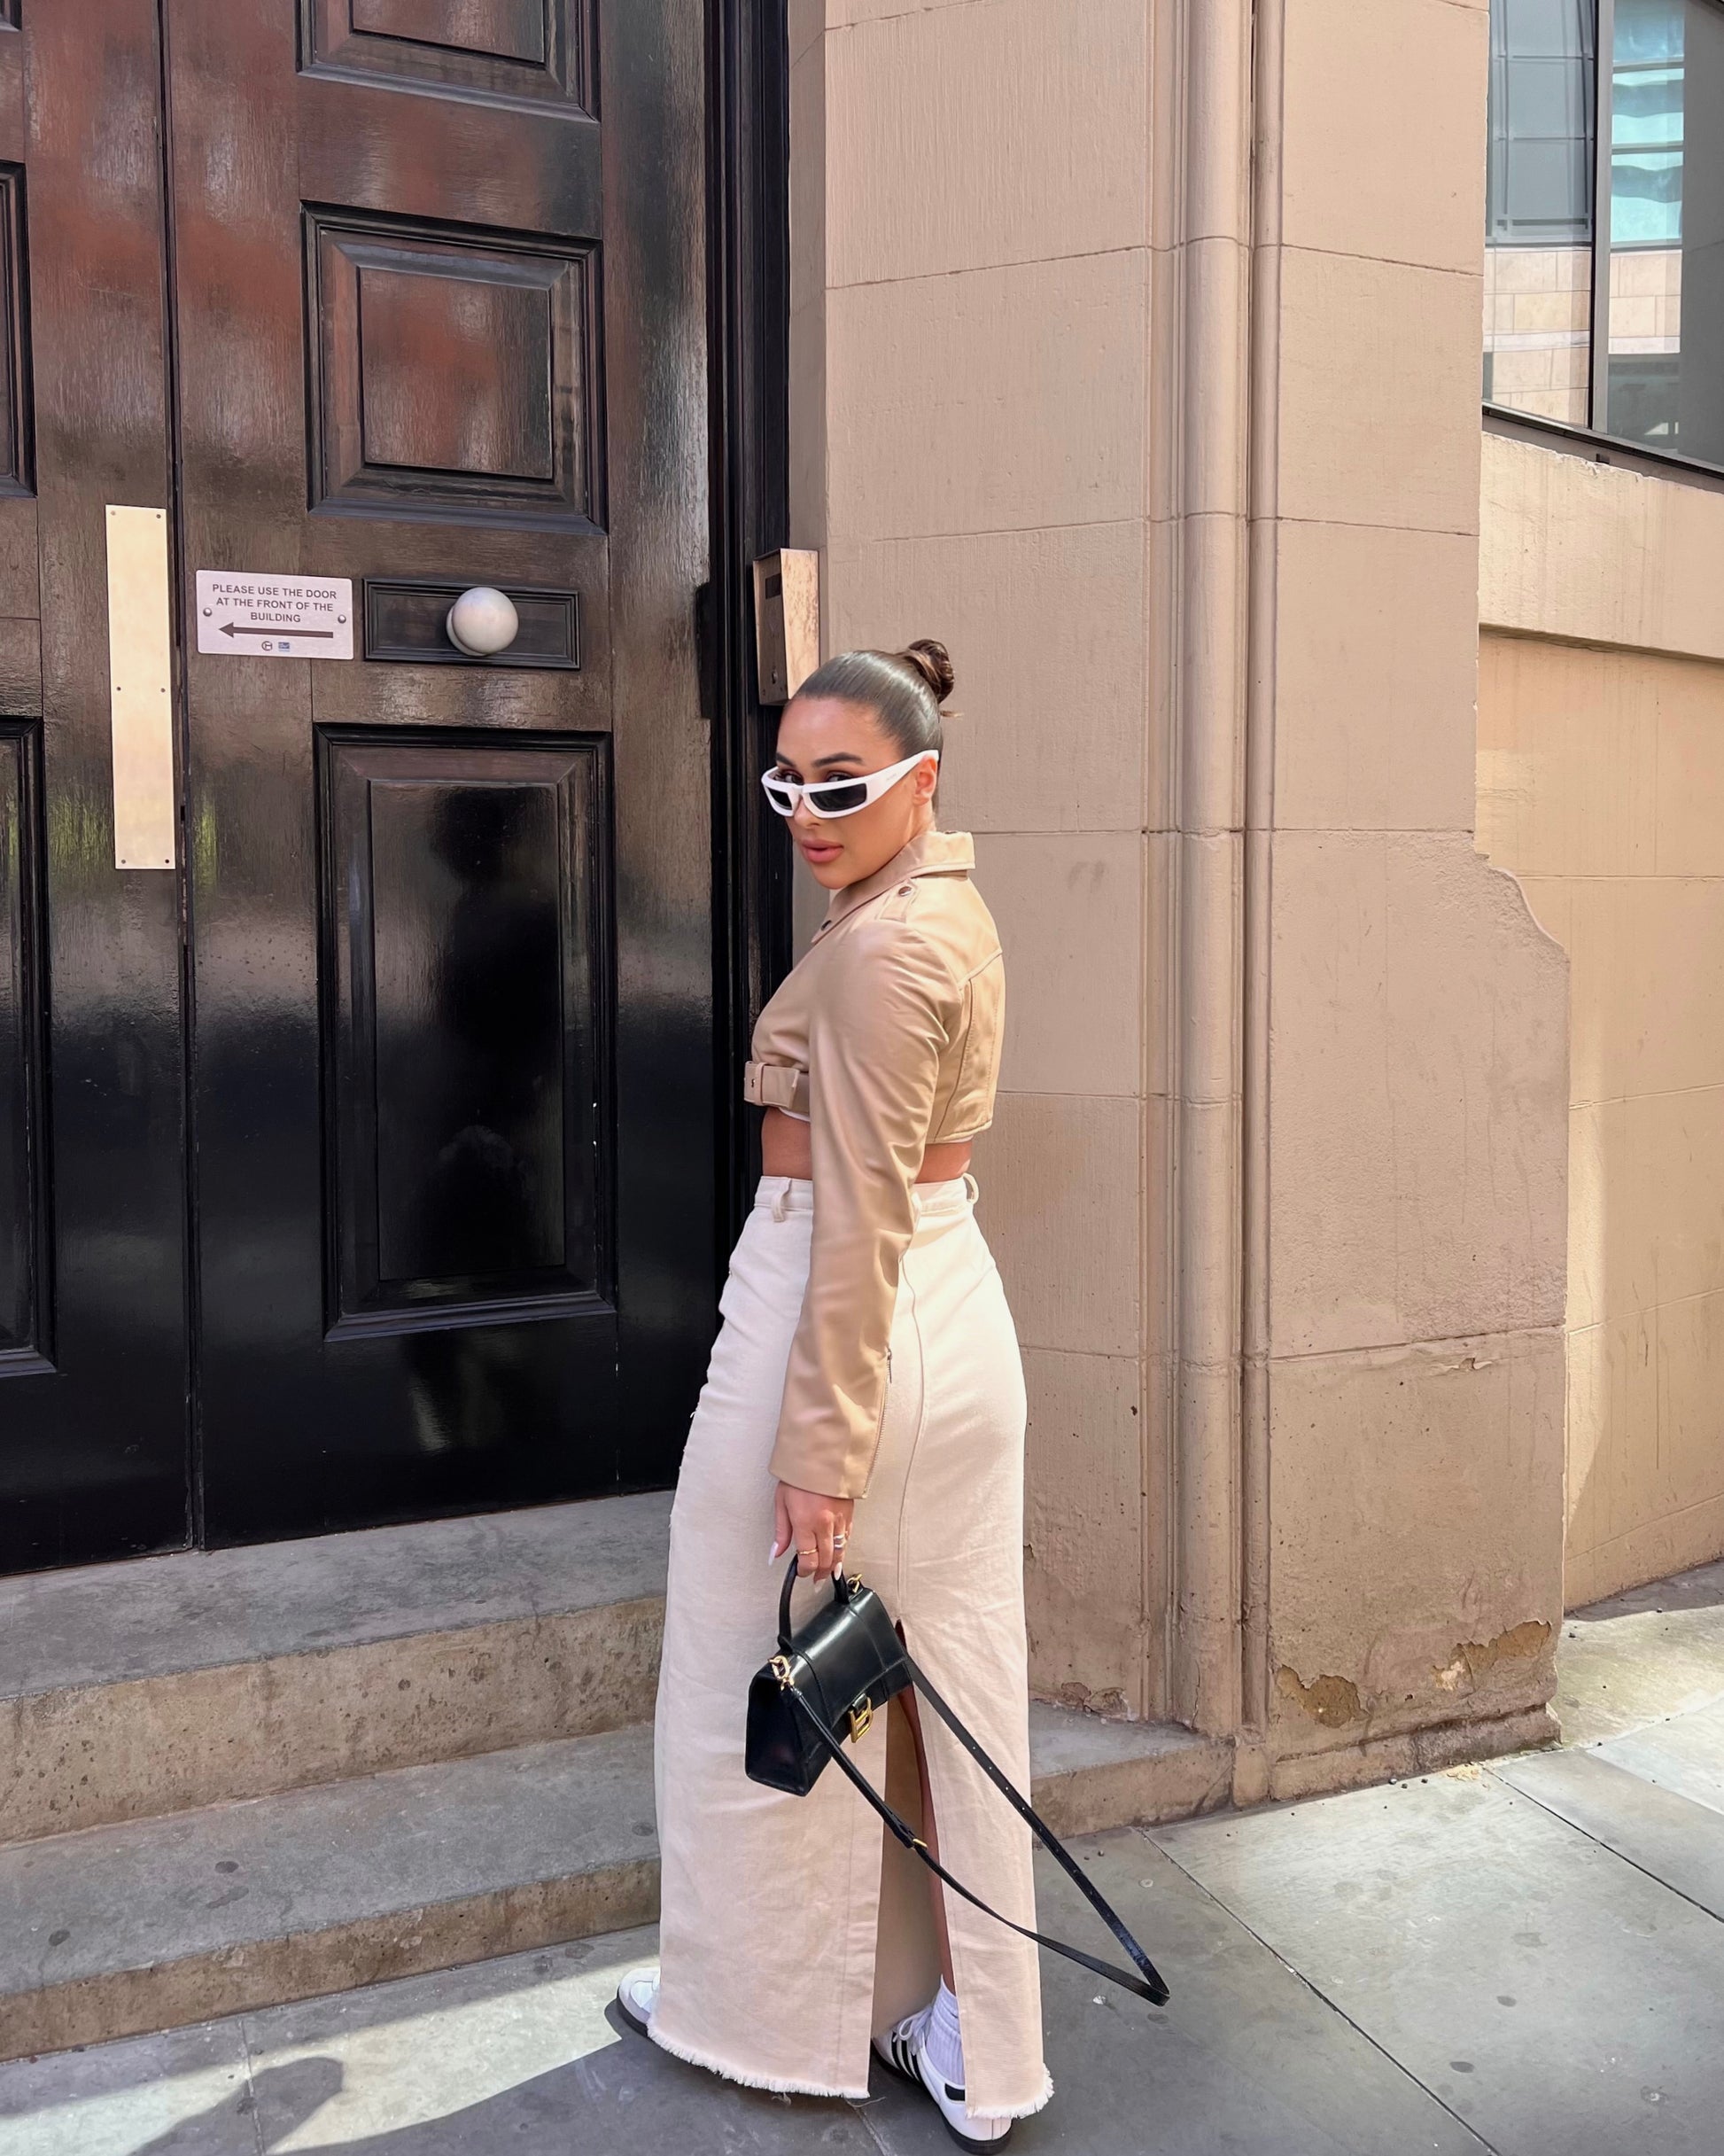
[806,779,869,817]
[761,774,797,815]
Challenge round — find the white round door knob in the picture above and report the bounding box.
[446,586,520,658]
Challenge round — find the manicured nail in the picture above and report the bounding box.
[767,1538,782,1565]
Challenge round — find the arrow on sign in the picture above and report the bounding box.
[219,622,338,640]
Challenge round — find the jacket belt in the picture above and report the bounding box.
[744,1060,812,1117]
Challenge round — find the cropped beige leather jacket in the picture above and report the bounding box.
[744,827,1005,1498]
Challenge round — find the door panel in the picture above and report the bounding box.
[0,4,190,1569]
[167,0,714,1543]
[305,0,591,109]
[307,209,599,522]
[321,734,608,1331]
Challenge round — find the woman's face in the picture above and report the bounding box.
[773,696,938,891]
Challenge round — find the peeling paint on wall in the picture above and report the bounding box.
[1275,1665,1364,1728]
[1433,1619,1553,1693]
[1049,1680,1131,1718]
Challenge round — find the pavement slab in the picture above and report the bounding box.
[241,1928,880,2156]
[1009,1835,1482,2156]
[4,1551,1724,2152]
[1493,1747,1724,1922]
[0,2016,255,2156]
[1590,1697,1724,1819]
[0,1836,1486,2156]
[1154,1766,1724,2156]
[1555,1558,1724,1747]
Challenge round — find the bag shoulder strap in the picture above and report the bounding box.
[786,1669,1169,2007]
[900,1649,1170,2006]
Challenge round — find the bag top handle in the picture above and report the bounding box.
[776,1551,853,1652]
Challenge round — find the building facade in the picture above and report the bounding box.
[789,0,1718,1803]
[1475,0,1724,1610]
[3,0,1713,1825]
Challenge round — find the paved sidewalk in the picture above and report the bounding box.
[4,1561,1722,2155]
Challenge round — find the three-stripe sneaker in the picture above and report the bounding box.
[614,1965,659,2037]
[874,2007,1013,2149]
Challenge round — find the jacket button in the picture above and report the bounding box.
[898,883,912,895]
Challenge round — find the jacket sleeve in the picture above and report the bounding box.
[767,918,952,1497]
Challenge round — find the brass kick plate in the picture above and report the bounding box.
[105,505,176,869]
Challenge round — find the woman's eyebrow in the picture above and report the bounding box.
[812,751,866,771]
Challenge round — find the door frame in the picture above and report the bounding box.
[708,0,794,1264]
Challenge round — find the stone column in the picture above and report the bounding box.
[1239,0,1570,1795]
[788,0,1570,1784]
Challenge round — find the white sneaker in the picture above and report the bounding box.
[615,1965,659,2037]
[874,2007,1013,2149]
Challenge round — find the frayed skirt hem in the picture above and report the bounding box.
[647,2020,872,2104]
[969,2067,1056,2121]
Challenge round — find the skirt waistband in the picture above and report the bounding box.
[753,1172,978,1219]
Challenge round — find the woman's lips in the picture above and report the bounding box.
[799,838,843,863]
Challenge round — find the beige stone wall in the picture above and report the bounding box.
[788,0,1162,1716]
[1480,434,1724,1607]
[1247,0,1568,1793]
[790,0,1572,1778]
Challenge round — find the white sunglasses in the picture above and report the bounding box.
[760,749,938,821]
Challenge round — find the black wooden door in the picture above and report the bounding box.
[0,4,191,1569]
[0,0,718,1568]
[173,0,716,1545]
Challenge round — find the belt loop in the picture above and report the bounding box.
[963,1171,980,1205]
[772,1179,792,1222]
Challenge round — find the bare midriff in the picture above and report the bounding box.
[760,1105,974,1185]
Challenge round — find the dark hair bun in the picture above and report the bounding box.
[896,638,955,706]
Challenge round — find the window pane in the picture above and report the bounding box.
[1486,0,1596,425]
[1604,0,1724,463]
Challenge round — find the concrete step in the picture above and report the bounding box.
[0,1722,661,2063]
[1028,1701,1231,1834]
[0,1706,1229,2063]
[0,1494,673,1843]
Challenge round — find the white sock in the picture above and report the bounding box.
[920,1978,965,2086]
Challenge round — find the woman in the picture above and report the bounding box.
[617,641,1051,2146]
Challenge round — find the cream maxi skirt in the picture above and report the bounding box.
[650,1174,1052,2124]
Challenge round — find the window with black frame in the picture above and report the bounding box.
[1486,0,1724,470]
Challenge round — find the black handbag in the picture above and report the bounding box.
[745,1557,1170,2007]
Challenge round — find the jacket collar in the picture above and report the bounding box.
[819,826,975,930]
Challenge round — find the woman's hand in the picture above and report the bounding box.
[772,1482,855,1582]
